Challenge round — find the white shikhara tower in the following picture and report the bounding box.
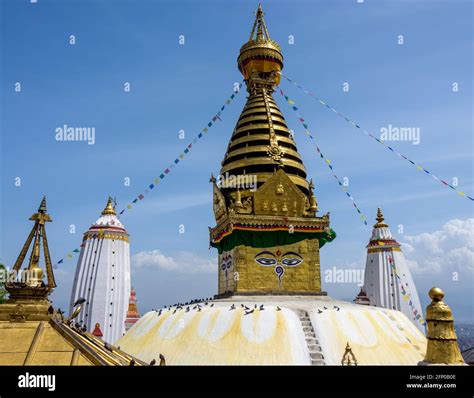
[363,208,425,333]
[69,197,131,343]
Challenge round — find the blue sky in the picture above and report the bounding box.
[1,0,473,321]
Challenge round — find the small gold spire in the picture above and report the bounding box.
[249,4,270,42]
[421,287,465,365]
[373,207,388,228]
[102,196,116,216]
[6,196,56,299]
[38,195,47,213]
[341,342,358,366]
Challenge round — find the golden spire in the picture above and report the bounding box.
[237,4,283,88]
[373,207,388,228]
[421,287,465,365]
[102,196,116,216]
[341,342,358,366]
[221,5,311,196]
[249,4,270,41]
[6,196,56,299]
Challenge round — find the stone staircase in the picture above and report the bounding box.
[299,311,325,365]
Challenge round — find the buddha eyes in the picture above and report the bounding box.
[281,258,303,266]
[254,254,303,267]
[255,257,277,266]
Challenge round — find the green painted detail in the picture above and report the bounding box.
[210,229,336,254]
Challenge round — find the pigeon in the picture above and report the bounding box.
[172,309,177,314]
[323,306,328,310]
[205,302,208,306]
[259,305,264,311]
[210,303,214,307]
[104,342,113,352]
[276,306,282,311]
[158,310,162,316]
[230,304,236,310]
[244,309,254,316]
[73,297,86,307]
[150,359,156,366]
[186,306,190,312]
[130,359,136,366]
[159,354,166,366]
[254,304,257,309]
[197,307,202,312]
[240,304,245,308]
[317,309,323,314]
[244,305,250,311]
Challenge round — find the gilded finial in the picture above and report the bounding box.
[341,342,358,366]
[38,195,47,213]
[420,287,465,365]
[373,207,388,228]
[238,4,283,88]
[250,4,270,42]
[6,196,56,299]
[102,196,116,216]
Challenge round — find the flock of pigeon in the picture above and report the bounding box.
[151,298,342,317]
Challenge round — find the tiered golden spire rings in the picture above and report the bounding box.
[373,207,388,228]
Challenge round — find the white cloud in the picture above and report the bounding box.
[132,249,216,274]
[401,218,474,275]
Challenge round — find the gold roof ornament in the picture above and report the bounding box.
[419,287,465,365]
[5,196,56,300]
[221,4,310,197]
[237,3,283,86]
[0,199,147,366]
[101,196,116,216]
[373,207,388,228]
[341,342,358,366]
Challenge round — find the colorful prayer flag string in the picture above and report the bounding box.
[54,84,243,267]
[117,84,243,216]
[279,88,369,227]
[388,256,425,326]
[279,72,474,202]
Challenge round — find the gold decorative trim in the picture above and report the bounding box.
[84,233,129,243]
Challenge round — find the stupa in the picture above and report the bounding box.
[69,197,131,343]
[0,198,145,366]
[115,5,430,365]
[362,208,425,332]
[125,287,141,331]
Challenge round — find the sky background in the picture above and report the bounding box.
[1,0,473,322]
